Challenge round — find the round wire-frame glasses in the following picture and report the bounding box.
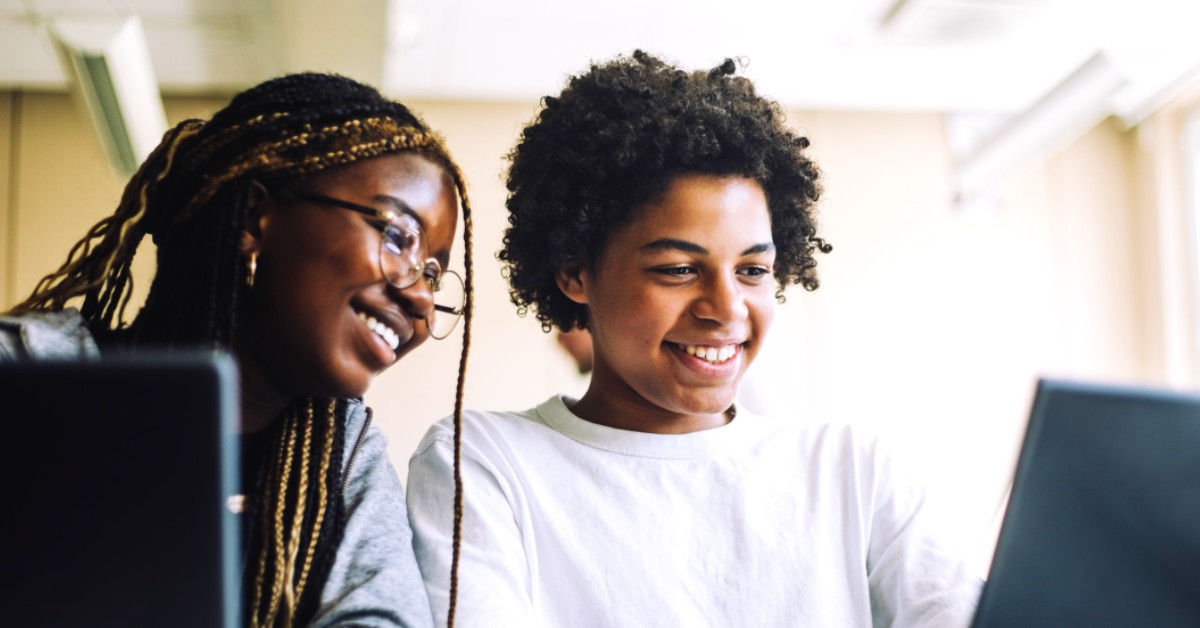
[295,192,465,340]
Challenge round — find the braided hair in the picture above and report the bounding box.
[8,73,474,628]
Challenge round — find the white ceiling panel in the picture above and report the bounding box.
[141,19,274,90]
[0,18,62,86]
[1,0,1198,117]
[25,0,117,14]
[0,0,27,17]
[116,0,249,19]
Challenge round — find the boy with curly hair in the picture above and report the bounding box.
[408,51,980,627]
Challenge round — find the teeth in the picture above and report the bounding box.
[680,343,739,364]
[357,310,400,351]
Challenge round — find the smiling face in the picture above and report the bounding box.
[239,152,458,401]
[559,174,776,434]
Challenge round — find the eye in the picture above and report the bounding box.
[651,265,697,281]
[422,261,443,289]
[382,224,419,256]
[737,265,772,281]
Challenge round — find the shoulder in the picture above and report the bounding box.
[747,412,885,463]
[746,414,912,501]
[411,396,562,459]
[407,397,574,494]
[0,308,100,361]
[339,400,399,492]
[789,420,940,530]
[316,399,436,628]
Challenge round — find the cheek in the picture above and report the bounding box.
[393,329,430,361]
[750,292,776,337]
[300,245,381,307]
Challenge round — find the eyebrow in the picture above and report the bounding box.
[299,192,451,264]
[374,195,428,233]
[640,238,775,256]
[297,191,426,232]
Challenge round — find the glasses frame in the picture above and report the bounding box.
[293,191,465,339]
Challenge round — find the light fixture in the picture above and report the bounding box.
[49,16,167,177]
[950,51,1127,208]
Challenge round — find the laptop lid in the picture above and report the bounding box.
[971,379,1200,628]
[3,353,241,628]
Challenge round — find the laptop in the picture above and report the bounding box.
[971,378,1200,628]
[2,353,241,628]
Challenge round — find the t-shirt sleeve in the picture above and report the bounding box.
[310,420,435,628]
[865,437,984,628]
[407,427,540,628]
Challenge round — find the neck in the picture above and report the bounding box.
[570,380,734,435]
[234,341,292,434]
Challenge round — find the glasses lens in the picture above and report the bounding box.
[379,220,426,289]
[429,269,465,340]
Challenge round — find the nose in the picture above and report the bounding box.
[691,272,748,325]
[392,277,436,324]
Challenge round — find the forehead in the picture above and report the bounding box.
[615,175,771,248]
[310,152,453,208]
[311,152,458,247]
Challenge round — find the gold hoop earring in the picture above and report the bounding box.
[247,252,258,288]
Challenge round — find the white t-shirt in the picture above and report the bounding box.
[407,396,980,628]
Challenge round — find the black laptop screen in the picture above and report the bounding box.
[972,379,1200,628]
[3,353,241,628]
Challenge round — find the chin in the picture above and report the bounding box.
[307,371,372,401]
[669,392,738,416]
[338,379,372,400]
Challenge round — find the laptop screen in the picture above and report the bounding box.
[3,353,241,628]
[972,379,1200,627]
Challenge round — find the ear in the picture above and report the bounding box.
[555,261,591,305]
[240,181,271,256]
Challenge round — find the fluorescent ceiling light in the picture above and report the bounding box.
[951,51,1127,205]
[49,16,167,177]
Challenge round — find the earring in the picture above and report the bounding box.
[246,252,258,288]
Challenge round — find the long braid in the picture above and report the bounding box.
[261,407,299,628]
[294,399,337,603]
[8,73,474,628]
[438,163,474,628]
[9,120,201,320]
[291,399,347,626]
[280,401,316,626]
[247,397,346,628]
[248,429,277,625]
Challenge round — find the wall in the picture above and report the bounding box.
[1,91,10,305]
[0,91,231,308]
[0,91,1160,562]
[751,112,1147,562]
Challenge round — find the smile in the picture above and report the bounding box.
[356,310,400,351]
[675,343,740,365]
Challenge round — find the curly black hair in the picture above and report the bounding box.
[500,50,831,332]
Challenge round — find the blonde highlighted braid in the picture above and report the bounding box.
[8,73,474,628]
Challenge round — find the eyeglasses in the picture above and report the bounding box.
[295,192,464,340]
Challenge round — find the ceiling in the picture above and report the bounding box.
[2,0,1200,117]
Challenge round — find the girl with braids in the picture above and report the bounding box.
[0,73,473,628]
[407,51,980,627]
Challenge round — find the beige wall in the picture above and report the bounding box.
[0,91,1171,559]
[755,112,1149,555]
[0,91,231,307]
[1,91,11,305]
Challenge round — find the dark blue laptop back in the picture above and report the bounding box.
[972,379,1200,628]
[3,353,241,628]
